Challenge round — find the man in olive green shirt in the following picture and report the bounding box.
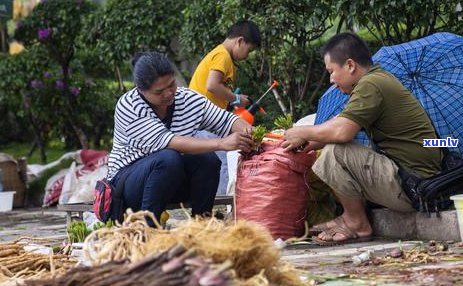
[282,33,441,245]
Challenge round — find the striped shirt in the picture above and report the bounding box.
[106,87,239,180]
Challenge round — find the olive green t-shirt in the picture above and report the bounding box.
[339,65,441,177]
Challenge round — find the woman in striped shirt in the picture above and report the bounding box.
[107,51,253,225]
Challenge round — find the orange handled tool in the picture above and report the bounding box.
[233,80,279,125]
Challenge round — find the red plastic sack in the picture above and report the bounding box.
[235,141,316,239]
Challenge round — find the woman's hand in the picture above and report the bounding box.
[220,130,254,152]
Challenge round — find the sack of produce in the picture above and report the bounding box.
[236,136,316,239]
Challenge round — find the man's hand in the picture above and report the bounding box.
[220,130,254,152]
[282,126,308,152]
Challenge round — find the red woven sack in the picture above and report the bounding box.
[235,141,316,239]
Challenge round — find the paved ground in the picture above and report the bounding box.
[1,208,463,285]
[284,240,463,285]
[0,208,67,243]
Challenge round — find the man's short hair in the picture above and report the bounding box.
[322,32,373,67]
[227,20,261,48]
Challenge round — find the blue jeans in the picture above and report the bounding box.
[194,130,228,195]
[111,149,220,224]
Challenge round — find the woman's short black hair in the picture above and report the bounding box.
[321,32,373,67]
[131,51,175,90]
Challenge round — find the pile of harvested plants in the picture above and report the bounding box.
[0,237,77,284]
[80,210,303,285]
[273,114,293,130]
[25,244,235,286]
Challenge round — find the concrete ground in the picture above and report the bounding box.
[0,207,462,285]
[284,239,463,285]
[0,208,67,243]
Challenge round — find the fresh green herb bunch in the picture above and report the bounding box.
[274,114,293,130]
[252,125,267,146]
[67,220,114,243]
[92,219,114,231]
[67,221,91,243]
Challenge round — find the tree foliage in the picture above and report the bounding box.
[181,0,335,120]
[14,0,95,150]
[336,0,463,44]
[181,0,462,122]
[1,0,462,157]
[14,0,94,67]
[0,0,118,161]
[81,0,186,90]
[0,47,51,149]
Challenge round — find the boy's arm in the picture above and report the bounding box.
[206,70,236,101]
[206,70,249,106]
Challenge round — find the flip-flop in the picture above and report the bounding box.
[312,224,372,246]
[308,216,345,236]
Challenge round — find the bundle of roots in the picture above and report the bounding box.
[24,245,234,286]
[0,238,77,283]
[80,210,303,286]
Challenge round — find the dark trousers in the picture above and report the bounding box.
[111,149,220,223]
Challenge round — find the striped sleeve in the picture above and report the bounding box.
[201,99,239,137]
[180,88,239,137]
[107,87,239,180]
[106,88,175,180]
[125,116,174,153]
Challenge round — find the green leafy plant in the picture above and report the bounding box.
[92,220,114,231]
[67,221,91,243]
[252,125,267,146]
[180,0,332,121]
[14,0,95,150]
[80,0,186,91]
[67,219,114,243]
[335,0,462,45]
[274,114,293,130]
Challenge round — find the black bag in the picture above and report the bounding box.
[395,150,463,216]
[93,171,129,223]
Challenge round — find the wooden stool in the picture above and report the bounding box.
[57,195,234,225]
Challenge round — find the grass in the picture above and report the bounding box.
[0,141,74,206]
[0,141,70,164]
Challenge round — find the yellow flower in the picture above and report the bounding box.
[9,41,24,55]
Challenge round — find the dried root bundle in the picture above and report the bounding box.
[25,245,234,286]
[83,210,166,264]
[0,240,77,284]
[82,211,304,285]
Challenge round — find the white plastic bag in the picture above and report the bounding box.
[226,150,239,196]
[58,162,79,205]
[68,166,107,203]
